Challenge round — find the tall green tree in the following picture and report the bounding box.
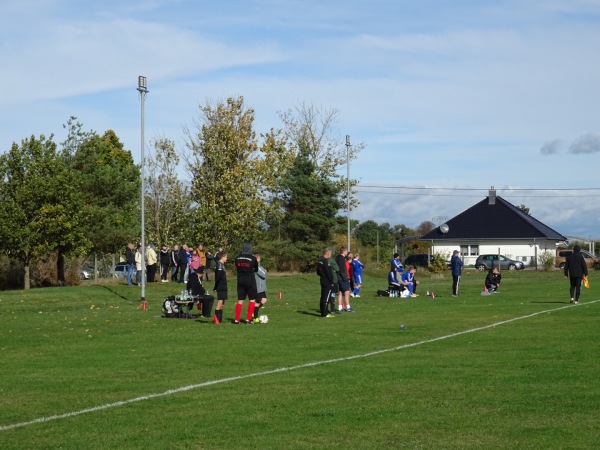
[68,126,140,260]
[0,135,90,288]
[270,143,343,270]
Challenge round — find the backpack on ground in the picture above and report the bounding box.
[162,295,180,318]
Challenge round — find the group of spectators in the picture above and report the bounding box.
[317,247,365,317]
[124,242,219,287]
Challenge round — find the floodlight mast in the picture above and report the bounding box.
[346,135,351,252]
[137,76,148,302]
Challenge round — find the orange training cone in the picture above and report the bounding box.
[142,300,147,310]
[278,292,282,299]
[214,313,220,324]
[483,285,487,293]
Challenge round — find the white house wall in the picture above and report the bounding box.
[432,240,560,266]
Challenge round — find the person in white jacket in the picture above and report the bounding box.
[252,254,268,323]
[135,243,143,285]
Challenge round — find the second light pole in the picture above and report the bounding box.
[346,135,351,252]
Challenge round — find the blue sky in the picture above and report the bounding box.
[1,0,600,240]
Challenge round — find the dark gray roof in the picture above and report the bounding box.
[421,196,566,241]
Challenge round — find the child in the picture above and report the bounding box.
[351,253,365,297]
[401,266,420,297]
[485,267,501,293]
[212,251,228,324]
[253,254,268,323]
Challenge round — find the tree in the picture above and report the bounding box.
[0,135,90,288]
[267,143,343,271]
[416,220,435,236]
[145,137,194,246]
[68,125,140,258]
[186,96,289,251]
[355,220,383,247]
[517,204,531,215]
[278,102,364,212]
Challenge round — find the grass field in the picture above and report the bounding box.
[0,269,598,449]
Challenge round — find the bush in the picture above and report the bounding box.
[429,252,450,273]
[538,251,555,272]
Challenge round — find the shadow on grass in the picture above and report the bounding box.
[297,310,322,317]
[100,285,138,302]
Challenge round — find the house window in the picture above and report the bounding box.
[460,245,479,256]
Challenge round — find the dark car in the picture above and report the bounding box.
[404,254,434,268]
[475,254,525,271]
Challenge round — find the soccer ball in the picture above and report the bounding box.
[259,314,269,324]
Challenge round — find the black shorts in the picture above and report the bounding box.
[237,280,257,301]
[338,280,350,292]
[255,291,266,302]
[216,290,228,301]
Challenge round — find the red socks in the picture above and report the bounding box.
[235,303,242,322]
[246,302,256,322]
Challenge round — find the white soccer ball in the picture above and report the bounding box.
[259,314,269,324]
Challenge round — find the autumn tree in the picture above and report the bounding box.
[185,96,292,251]
[145,137,194,245]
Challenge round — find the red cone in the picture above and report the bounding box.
[141,301,147,310]
[278,292,282,299]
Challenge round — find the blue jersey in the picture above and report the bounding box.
[388,270,400,284]
[352,259,364,276]
[391,258,403,274]
[401,270,414,285]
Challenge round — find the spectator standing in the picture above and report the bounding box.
[317,248,335,318]
[450,250,463,297]
[352,253,365,297]
[160,245,170,282]
[125,243,135,286]
[197,244,207,280]
[146,244,158,282]
[564,245,588,304]
[213,251,228,324]
[135,243,143,285]
[204,251,215,281]
[335,247,354,312]
[328,253,340,314]
[170,244,180,282]
[178,244,188,284]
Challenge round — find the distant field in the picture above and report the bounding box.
[0,270,598,449]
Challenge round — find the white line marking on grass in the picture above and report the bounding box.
[1,299,597,432]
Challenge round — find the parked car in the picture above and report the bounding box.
[111,262,129,278]
[80,267,93,280]
[475,254,525,271]
[404,254,434,268]
[555,248,600,270]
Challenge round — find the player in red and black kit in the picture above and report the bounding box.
[234,242,259,324]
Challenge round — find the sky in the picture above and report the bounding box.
[1,0,600,241]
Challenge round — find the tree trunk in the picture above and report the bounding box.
[24,264,30,290]
[57,250,65,286]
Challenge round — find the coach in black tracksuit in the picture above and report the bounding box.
[318,248,334,317]
[564,245,588,304]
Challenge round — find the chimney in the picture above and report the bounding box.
[489,186,496,205]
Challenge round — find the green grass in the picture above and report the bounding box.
[0,270,598,449]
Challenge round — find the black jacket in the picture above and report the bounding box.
[318,256,334,285]
[564,252,588,278]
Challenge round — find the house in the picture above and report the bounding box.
[420,188,567,267]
